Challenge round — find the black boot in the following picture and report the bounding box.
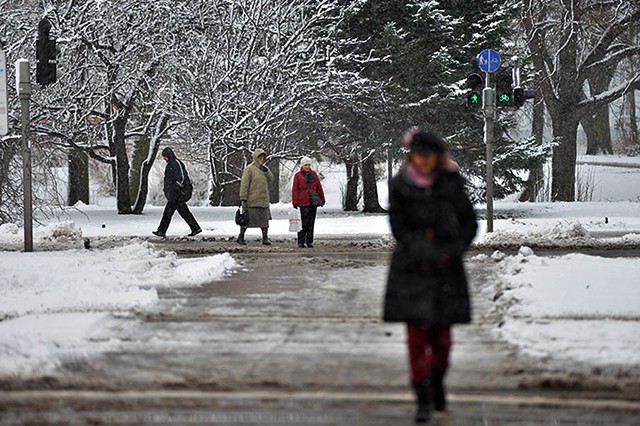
[431,370,447,412]
[237,228,247,245]
[261,228,271,246]
[413,377,431,423]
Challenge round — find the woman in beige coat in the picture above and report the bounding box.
[238,148,274,245]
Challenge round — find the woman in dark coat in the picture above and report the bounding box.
[291,156,325,248]
[383,129,477,423]
[152,147,201,237]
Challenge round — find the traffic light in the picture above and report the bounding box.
[466,58,484,108]
[513,87,537,108]
[496,71,513,107]
[513,87,524,107]
[36,18,57,87]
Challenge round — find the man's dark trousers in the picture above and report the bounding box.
[158,200,200,234]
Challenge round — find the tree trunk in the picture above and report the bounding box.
[67,148,89,206]
[361,154,385,213]
[583,107,613,155]
[0,141,19,223]
[129,135,149,205]
[132,115,168,214]
[551,118,579,201]
[584,69,614,155]
[209,143,223,206]
[220,149,246,207]
[519,97,545,202]
[627,90,639,147]
[343,159,359,211]
[113,115,132,214]
[268,158,280,204]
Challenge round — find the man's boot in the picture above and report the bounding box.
[413,377,431,423]
[431,370,447,412]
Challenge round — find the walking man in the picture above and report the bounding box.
[153,147,202,237]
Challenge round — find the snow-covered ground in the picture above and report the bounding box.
[0,227,236,377]
[0,156,639,381]
[480,247,640,368]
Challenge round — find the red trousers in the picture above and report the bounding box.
[407,324,452,384]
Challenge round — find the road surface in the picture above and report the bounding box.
[1,241,638,424]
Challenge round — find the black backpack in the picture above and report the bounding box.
[176,161,193,203]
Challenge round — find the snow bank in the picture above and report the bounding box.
[476,219,640,249]
[0,221,83,251]
[477,221,593,247]
[0,241,237,319]
[489,248,640,366]
[0,313,115,377]
[0,242,237,378]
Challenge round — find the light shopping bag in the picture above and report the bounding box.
[289,208,302,232]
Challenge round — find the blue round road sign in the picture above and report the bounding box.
[477,49,501,73]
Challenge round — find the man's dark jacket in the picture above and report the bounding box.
[162,147,191,203]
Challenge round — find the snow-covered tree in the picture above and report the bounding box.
[522,0,640,201]
[0,0,68,224]
[338,0,547,204]
[173,0,377,206]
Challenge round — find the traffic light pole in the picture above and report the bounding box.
[16,59,33,252]
[483,73,495,233]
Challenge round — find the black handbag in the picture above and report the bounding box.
[303,177,323,207]
[309,192,323,207]
[235,207,249,226]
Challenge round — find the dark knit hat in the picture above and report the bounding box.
[409,131,448,155]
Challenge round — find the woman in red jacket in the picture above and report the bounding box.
[291,156,325,248]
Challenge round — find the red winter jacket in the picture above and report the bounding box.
[292,169,326,207]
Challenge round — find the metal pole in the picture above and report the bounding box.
[513,56,522,88]
[16,59,33,252]
[483,72,494,233]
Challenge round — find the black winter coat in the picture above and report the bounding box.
[162,147,192,204]
[383,168,477,325]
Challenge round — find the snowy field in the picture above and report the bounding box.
[0,157,639,381]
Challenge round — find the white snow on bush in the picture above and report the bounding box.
[492,250,640,366]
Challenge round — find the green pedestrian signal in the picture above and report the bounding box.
[466,58,484,109]
[468,91,481,106]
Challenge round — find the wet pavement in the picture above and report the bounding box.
[1,243,639,424]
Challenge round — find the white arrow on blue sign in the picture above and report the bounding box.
[477,49,501,73]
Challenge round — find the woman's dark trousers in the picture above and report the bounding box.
[158,200,200,233]
[297,206,318,246]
